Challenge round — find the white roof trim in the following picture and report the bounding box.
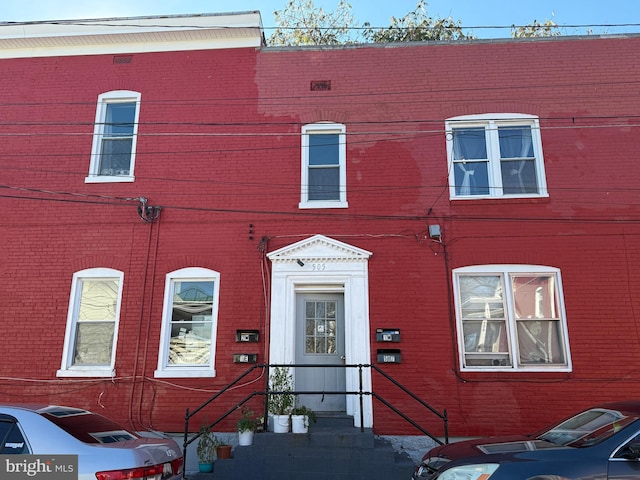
[268,235,372,263]
[0,12,264,58]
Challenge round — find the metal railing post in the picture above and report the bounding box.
[182,408,189,479]
[443,409,449,444]
[358,364,364,432]
[263,363,270,432]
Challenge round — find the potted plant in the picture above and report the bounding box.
[216,441,232,459]
[236,407,258,446]
[196,423,220,472]
[267,366,294,433]
[290,403,316,434]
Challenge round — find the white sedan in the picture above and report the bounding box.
[0,404,183,480]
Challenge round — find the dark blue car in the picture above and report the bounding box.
[413,401,640,479]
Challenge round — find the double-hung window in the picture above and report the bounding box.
[58,268,123,377]
[86,90,140,183]
[446,114,548,199]
[453,265,571,371]
[299,123,348,209]
[155,268,220,378]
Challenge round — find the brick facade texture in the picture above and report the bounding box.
[2,35,640,437]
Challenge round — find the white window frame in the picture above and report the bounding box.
[453,265,572,372]
[155,267,221,378]
[299,122,348,209]
[86,90,141,183]
[57,268,123,378]
[446,113,548,199]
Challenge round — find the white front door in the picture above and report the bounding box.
[295,293,346,412]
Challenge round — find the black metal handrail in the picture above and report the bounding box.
[182,363,447,478]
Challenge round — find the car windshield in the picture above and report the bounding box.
[39,406,139,444]
[537,408,638,447]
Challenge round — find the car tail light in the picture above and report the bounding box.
[96,458,183,480]
[170,457,184,476]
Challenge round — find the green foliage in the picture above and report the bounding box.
[511,18,561,38]
[269,0,562,45]
[362,0,472,42]
[196,423,220,463]
[268,366,295,415]
[236,407,259,433]
[270,0,356,46]
[291,404,317,424]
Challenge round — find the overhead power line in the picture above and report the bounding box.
[1,19,640,32]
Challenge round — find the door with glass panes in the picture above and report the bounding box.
[295,293,346,412]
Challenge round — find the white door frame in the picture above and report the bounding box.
[267,235,373,428]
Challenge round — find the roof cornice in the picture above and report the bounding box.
[0,11,264,58]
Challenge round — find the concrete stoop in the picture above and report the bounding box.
[185,416,415,480]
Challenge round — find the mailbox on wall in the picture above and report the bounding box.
[377,349,402,363]
[376,328,400,342]
[236,330,259,342]
[233,353,258,364]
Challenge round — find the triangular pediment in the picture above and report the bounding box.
[267,235,371,263]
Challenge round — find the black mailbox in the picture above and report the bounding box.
[377,349,402,363]
[233,353,258,364]
[236,330,259,342]
[376,328,400,342]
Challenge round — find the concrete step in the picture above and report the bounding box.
[186,417,415,480]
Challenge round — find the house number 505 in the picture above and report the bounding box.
[312,263,326,271]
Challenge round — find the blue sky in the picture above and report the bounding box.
[1,0,638,38]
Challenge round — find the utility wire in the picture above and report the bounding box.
[1,19,640,32]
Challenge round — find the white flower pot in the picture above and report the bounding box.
[272,414,290,433]
[291,415,308,433]
[238,430,254,446]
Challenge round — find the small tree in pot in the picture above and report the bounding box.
[196,423,220,472]
[267,366,294,433]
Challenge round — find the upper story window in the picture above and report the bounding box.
[57,268,123,378]
[155,267,220,378]
[299,123,348,209]
[446,114,548,199]
[453,265,571,372]
[86,90,141,183]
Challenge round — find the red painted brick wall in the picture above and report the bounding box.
[2,35,640,437]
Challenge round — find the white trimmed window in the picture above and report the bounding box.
[299,123,348,209]
[86,90,141,183]
[446,114,548,199]
[155,267,220,378]
[58,268,123,377]
[453,265,571,372]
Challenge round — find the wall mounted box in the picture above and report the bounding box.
[377,349,402,363]
[376,329,400,342]
[233,353,258,363]
[236,330,259,342]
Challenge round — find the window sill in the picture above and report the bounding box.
[56,368,115,378]
[299,200,348,209]
[85,175,135,183]
[154,368,216,378]
[460,366,572,373]
[451,195,550,206]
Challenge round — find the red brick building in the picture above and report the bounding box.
[2,11,640,440]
